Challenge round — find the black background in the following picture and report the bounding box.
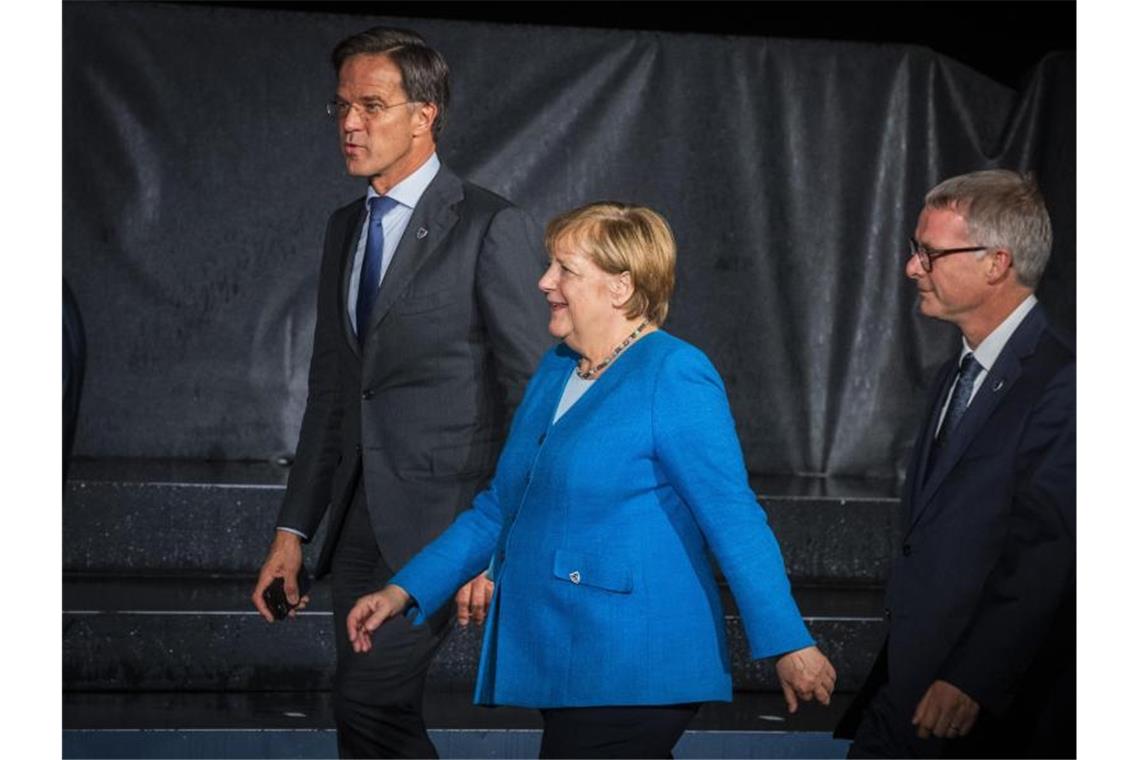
[192,1,1075,87]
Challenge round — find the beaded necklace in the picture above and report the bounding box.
[576,320,651,380]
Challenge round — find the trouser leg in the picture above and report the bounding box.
[848,685,947,759]
[539,703,700,759]
[330,486,452,759]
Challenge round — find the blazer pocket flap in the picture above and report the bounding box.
[552,549,633,594]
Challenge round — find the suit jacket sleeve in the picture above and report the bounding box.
[475,204,552,426]
[275,211,350,538]
[937,362,1076,713]
[651,345,814,659]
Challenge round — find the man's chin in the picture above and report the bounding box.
[917,301,957,325]
[342,158,372,177]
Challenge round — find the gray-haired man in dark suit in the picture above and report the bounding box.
[837,170,1075,758]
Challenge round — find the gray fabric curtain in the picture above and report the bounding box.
[63,2,1075,479]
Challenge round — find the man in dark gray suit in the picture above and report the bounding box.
[250,27,550,758]
[837,170,1075,758]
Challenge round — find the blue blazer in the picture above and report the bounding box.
[391,331,813,708]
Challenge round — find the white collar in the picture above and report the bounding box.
[364,152,441,210]
[960,293,1038,371]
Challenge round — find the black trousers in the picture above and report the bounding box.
[846,685,944,758]
[330,485,453,759]
[539,704,700,759]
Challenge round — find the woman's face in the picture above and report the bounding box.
[538,242,622,351]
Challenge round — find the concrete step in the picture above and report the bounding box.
[64,459,903,582]
[63,574,885,692]
[63,690,850,730]
[64,729,850,760]
[63,691,853,758]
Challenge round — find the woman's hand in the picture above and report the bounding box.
[775,645,837,713]
[454,572,495,627]
[346,584,411,653]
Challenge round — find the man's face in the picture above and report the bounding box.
[335,53,433,185]
[907,206,991,326]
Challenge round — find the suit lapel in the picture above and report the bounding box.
[339,201,367,359]
[363,166,464,339]
[910,304,1047,527]
[906,359,957,510]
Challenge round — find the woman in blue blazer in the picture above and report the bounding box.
[348,202,836,757]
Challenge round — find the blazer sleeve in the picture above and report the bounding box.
[937,362,1076,713]
[389,483,505,625]
[651,345,814,659]
[276,211,350,538]
[475,204,553,425]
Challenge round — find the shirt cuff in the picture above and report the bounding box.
[276,526,309,541]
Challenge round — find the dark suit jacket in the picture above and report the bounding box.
[276,163,551,577]
[838,302,1075,758]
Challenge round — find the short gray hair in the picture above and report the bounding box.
[925,169,1053,288]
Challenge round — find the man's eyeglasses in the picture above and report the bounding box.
[908,237,989,272]
[325,99,420,121]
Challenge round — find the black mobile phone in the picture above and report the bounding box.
[263,565,313,621]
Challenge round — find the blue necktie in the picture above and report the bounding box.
[356,195,399,341]
[938,353,983,444]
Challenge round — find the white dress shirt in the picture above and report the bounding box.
[935,293,1038,436]
[347,153,441,336]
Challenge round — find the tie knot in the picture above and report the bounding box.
[959,353,982,381]
[368,195,399,222]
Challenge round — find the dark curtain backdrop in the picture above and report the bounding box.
[62,2,1075,479]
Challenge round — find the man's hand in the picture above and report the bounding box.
[251,530,308,622]
[913,680,979,739]
[454,572,495,627]
[775,645,837,713]
[347,585,412,653]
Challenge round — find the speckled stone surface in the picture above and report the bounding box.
[63,580,883,692]
[727,617,886,691]
[65,460,903,580]
[63,689,850,731]
[62,728,851,760]
[64,479,322,574]
[763,497,905,583]
[62,609,513,691]
[63,461,894,703]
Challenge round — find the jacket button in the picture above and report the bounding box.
[902,544,912,557]
[354,444,362,453]
[569,571,581,584]
[361,389,374,400]
[884,607,892,620]
[538,433,545,445]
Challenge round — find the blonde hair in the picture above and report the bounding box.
[545,202,677,325]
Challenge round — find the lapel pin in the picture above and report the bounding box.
[992,379,1004,392]
[416,227,429,239]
